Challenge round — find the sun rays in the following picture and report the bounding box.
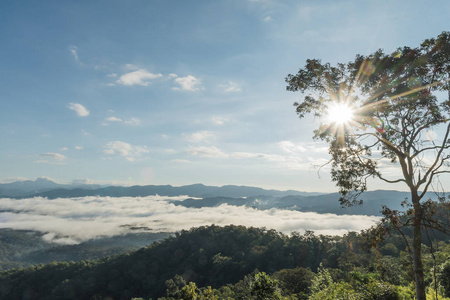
[326,102,355,125]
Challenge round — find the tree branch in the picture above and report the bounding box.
[417,123,450,191]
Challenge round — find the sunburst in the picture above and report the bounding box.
[326,102,355,125]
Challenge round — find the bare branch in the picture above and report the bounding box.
[417,123,450,191]
[376,175,406,184]
[411,144,450,159]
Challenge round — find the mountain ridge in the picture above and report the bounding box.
[0,179,323,199]
[170,190,427,216]
[0,178,102,197]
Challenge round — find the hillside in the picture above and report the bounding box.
[0,225,357,299]
[1,223,449,300]
[0,229,171,270]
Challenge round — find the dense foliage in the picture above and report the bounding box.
[0,229,170,271]
[0,219,449,299]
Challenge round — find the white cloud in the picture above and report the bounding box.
[104,116,141,126]
[231,151,271,159]
[69,46,79,60]
[184,131,215,143]
[67,103,90,117]
[211,116,228,125]
[263,16,273,22]
[231,151,288,164]
[60,147,69,152]
[69,45,83,65]
[115,69,163,86]
[173,75,202,91]
[105,116,123,122]
[0,196,380,244]
[279,141,307,154]
[171,159,190,163]
[231,150,326,171]
[219,81,241,92]
[124,117,141,126]
[124,64,139,70]
[187,146,228,158]
[74,146,83,150]
[0,177,28,183]
[104,141,149,162]
[42,153,67,161]
[168,73,178,78]
[184,143,318,171]
[35,153,67,165]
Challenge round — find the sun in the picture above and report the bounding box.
[326,102,355,125]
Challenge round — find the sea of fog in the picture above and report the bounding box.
[0,196,380,244]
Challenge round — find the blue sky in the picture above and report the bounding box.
[1,0,449,192]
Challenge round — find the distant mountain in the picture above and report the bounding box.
[0,177,62,197]
[1,179,439,216]
[172,190,439,216]
[276,190,413,215]
[0,178,102,197]
[2,181,322,199]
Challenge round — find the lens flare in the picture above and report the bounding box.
[361,61,376,76]
[394,50,403,58]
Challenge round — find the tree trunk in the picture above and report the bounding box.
[412,198,426,300]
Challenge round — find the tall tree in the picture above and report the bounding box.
[285,31,450,300]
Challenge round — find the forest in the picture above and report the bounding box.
[0,203,449,300]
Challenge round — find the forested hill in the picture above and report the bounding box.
[0,229,172,271]
[1,225,362,299]
[1,223,449,300]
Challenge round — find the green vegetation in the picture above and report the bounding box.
[0,229,170,270]
[0,219,449,299]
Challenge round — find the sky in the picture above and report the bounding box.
[1,0,449,192]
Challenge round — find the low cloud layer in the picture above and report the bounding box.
[0,196,379,245]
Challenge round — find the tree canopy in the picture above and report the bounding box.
[286,31,450,300]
